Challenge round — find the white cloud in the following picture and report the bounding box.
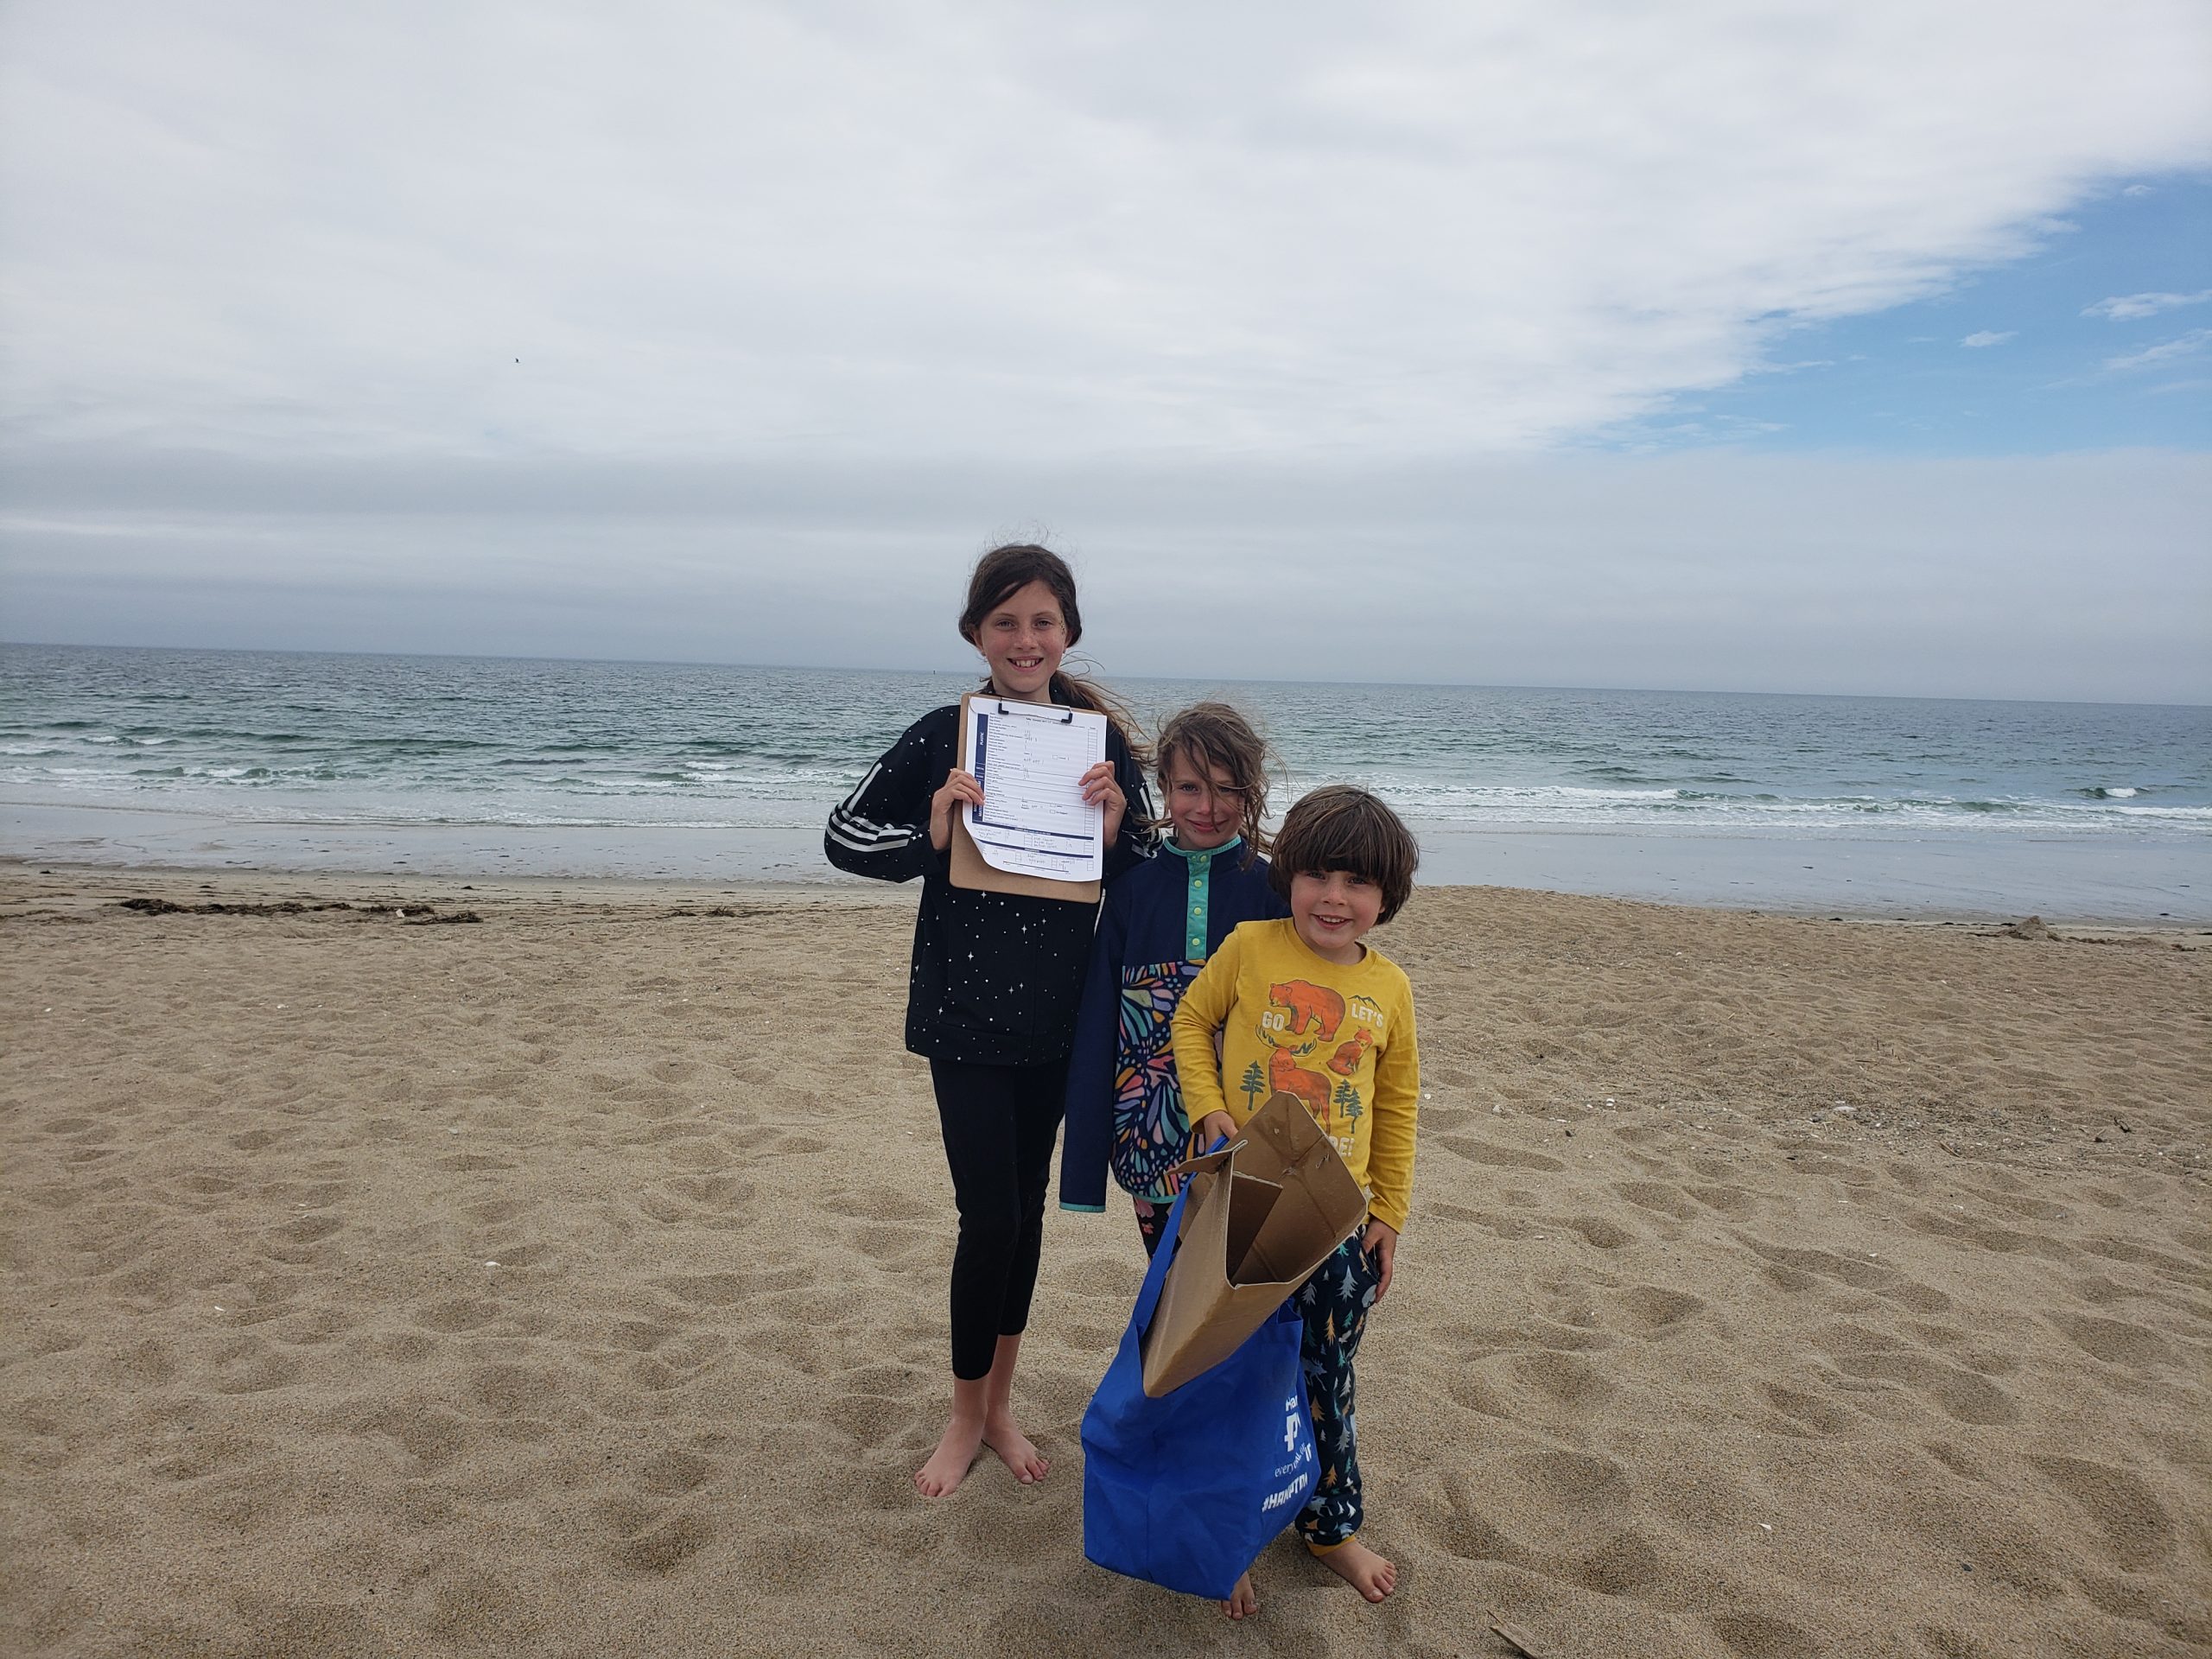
[2105,328,2212,371]
[1961,330,2017,347]
[2085,289,2212,321]
[1,0,2209,465]
[2123,182,2155,195]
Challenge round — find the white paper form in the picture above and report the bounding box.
[962,698,1108,881]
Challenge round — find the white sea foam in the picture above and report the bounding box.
[5,649,2206,853]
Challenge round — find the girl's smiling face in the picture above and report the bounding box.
[975,580,1068,702]
[1161,752,1243,851]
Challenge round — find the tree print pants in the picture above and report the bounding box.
[1294,1229,1384,1550]
[1132,1192,1174,1257]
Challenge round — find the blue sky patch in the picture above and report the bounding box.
[1611,175,2211,454]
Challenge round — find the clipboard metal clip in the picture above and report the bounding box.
[995,699,1076,723]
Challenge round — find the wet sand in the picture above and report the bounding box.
[3,866,2207,1657]
[8,798,2208,921]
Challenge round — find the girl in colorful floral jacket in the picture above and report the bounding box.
[1058,702,1287,1251]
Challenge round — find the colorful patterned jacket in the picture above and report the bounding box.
[1058,838,1289,1210]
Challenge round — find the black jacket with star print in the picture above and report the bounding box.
[824,697,1154,1065]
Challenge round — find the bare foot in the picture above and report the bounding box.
[982,1413,1049,1484]
[1314,1537,1397,1602]
[914,1410,985,1497]
[1221,1572,1258,1619]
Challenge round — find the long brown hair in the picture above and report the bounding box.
[1155,702,1274,866]
[959,543,1149,770]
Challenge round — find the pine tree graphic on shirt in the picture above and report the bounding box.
[1239,1058,1267,1108]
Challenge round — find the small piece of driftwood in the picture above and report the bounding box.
[1488,1609,1545,1656]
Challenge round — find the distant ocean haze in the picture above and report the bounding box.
[4,645,2205,837]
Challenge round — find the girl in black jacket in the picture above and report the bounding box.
[825,543,1153,1497]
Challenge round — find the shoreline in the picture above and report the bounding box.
[6,856,2211,939]
[6,796,2207,925]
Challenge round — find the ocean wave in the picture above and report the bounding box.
[9,760,2207,835]
[7,652,2206,849]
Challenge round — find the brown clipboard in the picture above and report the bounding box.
[949,691,1104,904]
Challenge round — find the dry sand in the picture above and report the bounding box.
[3,866,2208,1658]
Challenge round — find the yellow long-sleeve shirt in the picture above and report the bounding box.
[1170,918,1421,1233]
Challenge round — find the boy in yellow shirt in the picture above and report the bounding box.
[1171,785,1421,1618]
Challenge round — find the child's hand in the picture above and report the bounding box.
[929,768,985,851]
[1363,1218,1399,1303]
[1192,1110,1237,1151]
[1078,760,1128,845]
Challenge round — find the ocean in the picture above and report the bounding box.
[3,644,2206,919]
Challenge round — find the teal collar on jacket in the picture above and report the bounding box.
[1161,835,1243,963]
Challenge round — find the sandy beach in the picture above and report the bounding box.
[3,865,2207,1658]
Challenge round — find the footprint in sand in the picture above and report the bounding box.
[2051,1313,2184,1369]
[1570,1527,1669,1597]
[1503,1447,1629,1510]
[416,1297,503,1334]
[1618,1285,1705,1331]
[630,1333,730,1394]
[207,1338,305,1395]
[1760,1382,1859,1436]
[358,1403,467,1472]
[466,1362,561,1415]
[1828,1350,2018,1426]
[98,1337,181,1386]
[425,1568,547,1644]
[601,1499,715,1575]
[2030,1454,2177,1570]
[1437,1474,1521,1561]
[821,1393,908,1446]
[608,1317,677,1352]
[1711,1611,1822,1657]
[635,1447,715,1496]
[1508,1349,1615,1408]
[1561,1216,1635,1250]
[1612,1180,1703,1221]
[1434,1132,1567,1173]
[1749,1235,1898,1287]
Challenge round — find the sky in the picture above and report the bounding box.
[2,1,2208,702]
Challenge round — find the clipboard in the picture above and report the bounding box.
[950,691,1104,904]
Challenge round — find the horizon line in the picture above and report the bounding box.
[4,638,2207,713]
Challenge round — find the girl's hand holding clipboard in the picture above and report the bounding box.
[932,760,1118,855]
[1079,760,1128,846]
[929,768,984,852]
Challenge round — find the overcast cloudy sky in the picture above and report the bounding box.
[3,1,2208,701]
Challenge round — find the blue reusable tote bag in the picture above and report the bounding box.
[1079,1175,1319,1600]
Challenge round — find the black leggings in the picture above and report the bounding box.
[929,1056,1069,1382]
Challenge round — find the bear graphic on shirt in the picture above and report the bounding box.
[1268,980,1344,1040]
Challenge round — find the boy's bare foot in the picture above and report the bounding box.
[1314,1537,1397,1601]
[914,1409,986,1497]
[981,1413,1049,1484]
[1221,1572,1258,1619]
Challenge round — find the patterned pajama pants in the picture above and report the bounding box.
[1293,1230,1383,1549]
[1132,1193,1175,1257]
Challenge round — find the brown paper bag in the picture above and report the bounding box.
[1138,1090,1370,1397]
